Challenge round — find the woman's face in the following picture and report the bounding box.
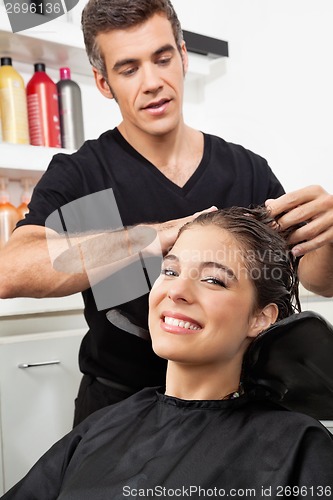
[149,225,270,368]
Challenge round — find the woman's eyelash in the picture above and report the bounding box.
[161,269,227,288]
[202,277,227,288]
[161,268,178,277]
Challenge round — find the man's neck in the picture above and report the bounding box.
[117,122,204,187]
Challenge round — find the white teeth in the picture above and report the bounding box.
[164,316,200,330]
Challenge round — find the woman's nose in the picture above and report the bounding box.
[167,277,195,304]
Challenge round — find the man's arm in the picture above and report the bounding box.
[0,207,217,300]
[266,185,333,297]
[0,225,90,299]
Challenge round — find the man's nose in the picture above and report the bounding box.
[141,63,163,93]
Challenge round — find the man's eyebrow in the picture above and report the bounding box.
[113,58,139,71]
[154,44,176,56]
[163,255,238,281]
[112,44,176,71]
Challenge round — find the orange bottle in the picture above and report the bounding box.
[0,178,19,249]
[16,178,32,221]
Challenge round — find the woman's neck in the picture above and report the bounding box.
[165,361,242,401]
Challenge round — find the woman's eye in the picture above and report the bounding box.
[161,268,178,277]
[203,277,227,288]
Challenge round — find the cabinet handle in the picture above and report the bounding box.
[18,360,60,368]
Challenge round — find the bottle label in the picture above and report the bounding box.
[27,91,61,148]
[0,87,29,144]
[27,93,44,146]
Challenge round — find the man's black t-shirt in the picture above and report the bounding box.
[18,128,285,389]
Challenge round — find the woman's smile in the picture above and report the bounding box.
[161,311,202,334]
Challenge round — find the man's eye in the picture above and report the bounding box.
[202,277,227,288]
[121,67,137,76]
[157,57,171,66]
[161,268,178,277]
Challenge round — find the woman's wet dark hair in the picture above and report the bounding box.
[178,206,301,321]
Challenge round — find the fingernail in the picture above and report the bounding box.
[292,247,302,257]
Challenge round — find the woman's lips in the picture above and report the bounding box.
[160,312,202,334]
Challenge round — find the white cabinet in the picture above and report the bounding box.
[0,327,85,494]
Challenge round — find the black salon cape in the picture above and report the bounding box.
[2,388,333,500]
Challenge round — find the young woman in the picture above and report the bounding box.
[2,207,333,500]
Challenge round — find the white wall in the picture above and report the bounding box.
[173,0,333,193]
[64,0,333,193]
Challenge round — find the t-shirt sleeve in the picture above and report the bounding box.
[16,152,85,229]
[265,165,285,199]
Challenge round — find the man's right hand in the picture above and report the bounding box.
[146,206,218,256]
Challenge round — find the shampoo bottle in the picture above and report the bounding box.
[0,57,29,144]
[0,178,19,249]
[57,67,85,150]
[26,63,61,148]
[16,178,32,221]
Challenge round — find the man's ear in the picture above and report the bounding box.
[93,67,114,100]
[180,40,189,76]
[248,303,279,339]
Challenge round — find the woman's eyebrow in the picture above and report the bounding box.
[163,254,179,263]
[200,262,238,282]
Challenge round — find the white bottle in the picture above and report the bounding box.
[57,67,85,150]
[0,57,29,144]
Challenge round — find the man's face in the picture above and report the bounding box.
[94,13,188,138]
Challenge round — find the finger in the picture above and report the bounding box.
[273,200,323,231]
[265,185,327,219]
[292,233,328,257]
[288,210,333,245]
[290,218,333,256]
[193,205,218,217]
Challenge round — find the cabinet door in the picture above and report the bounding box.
[0,330,85,493]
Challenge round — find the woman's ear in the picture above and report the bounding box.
[93,67,114,99]
[248,303,279,339]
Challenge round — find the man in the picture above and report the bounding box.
[0,0,332,426]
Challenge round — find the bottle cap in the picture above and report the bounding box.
[1,57,12,66]
[34,62,46,72]
[60,67,71,80]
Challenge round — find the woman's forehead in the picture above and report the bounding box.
[171,226,245,264]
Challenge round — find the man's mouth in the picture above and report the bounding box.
[144,98,170,110]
